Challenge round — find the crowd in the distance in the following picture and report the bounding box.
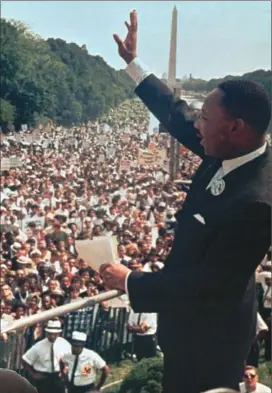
[0,100,198,340]
[0,99,271,373]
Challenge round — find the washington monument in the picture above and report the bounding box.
[168,6,180,179]
[168,5,178,88]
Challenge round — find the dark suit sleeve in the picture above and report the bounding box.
[135,74,205,158]
[127,202,271,312]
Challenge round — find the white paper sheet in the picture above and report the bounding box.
[75,236,118,271]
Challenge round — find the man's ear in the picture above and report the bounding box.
[231,118,245,133]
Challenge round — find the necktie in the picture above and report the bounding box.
[50,343,55,373]
[201,159,222,187]
[70,354,79,385]
[137,313,142,326]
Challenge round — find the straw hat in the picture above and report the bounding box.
[10,242,22,253]
[44,320,62,333]
[71,331,87,346]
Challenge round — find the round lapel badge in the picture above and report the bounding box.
[211,178,225,196]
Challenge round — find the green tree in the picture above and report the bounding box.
[0,98,15,124]
[182,69,272,99]
[0,18,135,127]
[119,358,163,393]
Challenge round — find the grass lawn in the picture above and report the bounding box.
[100,360,134,392]
[106,360,135,385]
[259,361,272,387]
[258,347,272,388]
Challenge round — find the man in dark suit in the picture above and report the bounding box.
[100,11,271,393]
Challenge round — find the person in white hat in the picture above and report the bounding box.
[10,241,22,256]
[22,319,70,393]
[61,331,109,393]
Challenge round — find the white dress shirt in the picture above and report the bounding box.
[62,348,106,386]
[22,337,71,373]
[128,311,157,336]
[54,208,70,218]
[124,57,268,295]
[116,255,131,265]
[239,382,271,393]
[262,284,271,309]
[256,272,271,309]
[142,261,164,272]
[207,143,267,189]
[256,312,268,335]
[125,58,151,86]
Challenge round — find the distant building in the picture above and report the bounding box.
[160,76,182,90]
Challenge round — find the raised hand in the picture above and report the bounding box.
[113,10,138,64]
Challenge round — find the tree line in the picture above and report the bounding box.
[0,19,135,129]
[182,70,272,98]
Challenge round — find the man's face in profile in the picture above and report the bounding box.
[194,88,236,158]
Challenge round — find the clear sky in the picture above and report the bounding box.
[2,1,271,80]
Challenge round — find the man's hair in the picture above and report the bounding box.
[17,277,29,287]
[217,79,271,135]
[245,365,257,372]
[203,389,239,393]
[71,276,81,284]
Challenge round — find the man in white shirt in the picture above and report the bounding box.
[142,248,164,272]
[62,331,109,393]
[54,201,70,218]
[256,270,271,361]
[22,319,70,393]
[246,313,268,368]
[239,366,271,393]
[116,244,131,266]
[127,310,157,361]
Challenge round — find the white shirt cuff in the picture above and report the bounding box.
[125,271,131,295]
[125,57,152,86]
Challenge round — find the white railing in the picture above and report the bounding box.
[2,290,122,334]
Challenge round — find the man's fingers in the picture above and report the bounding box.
[130,10,138,32]
[100,263,110,274]
[113,34,125,50]
[125,21,130,31]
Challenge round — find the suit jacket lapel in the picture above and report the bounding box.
[182,158,222,211]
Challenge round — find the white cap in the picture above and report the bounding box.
[158,202,166,208]
[11,242,22,251]
[71,331,87,343]
[45,320,62,333]
[30,249,42,257]
[17,256,32,265]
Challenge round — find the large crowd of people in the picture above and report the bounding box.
[0,99,199,341]
[0,98,271,391]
